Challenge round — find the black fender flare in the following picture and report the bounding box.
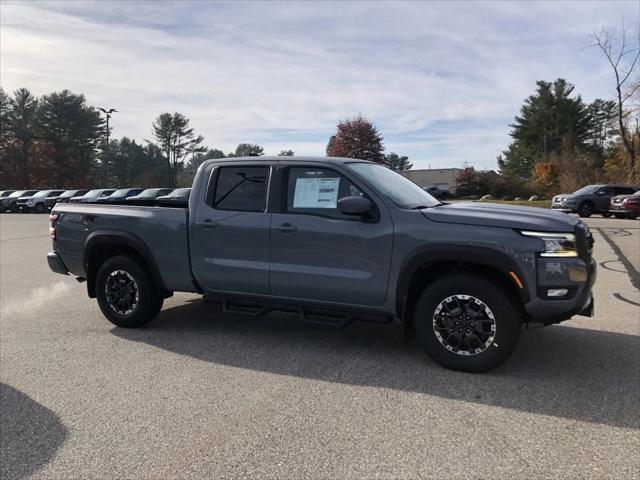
[395,244,530,318]
[83,230,168,297]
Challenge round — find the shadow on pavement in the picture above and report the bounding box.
[112,299,640,430]
[0,383,67,480]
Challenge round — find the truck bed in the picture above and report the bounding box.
[52,203,196,293]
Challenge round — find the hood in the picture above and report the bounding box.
[421,202,579,232]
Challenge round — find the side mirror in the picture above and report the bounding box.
[338,196,373,216]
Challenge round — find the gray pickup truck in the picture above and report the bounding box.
[47,157,596,372]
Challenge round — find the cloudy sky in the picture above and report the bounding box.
[1,1,637,169]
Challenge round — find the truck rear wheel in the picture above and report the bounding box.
[95,255,163,328]
[413,274,522,373]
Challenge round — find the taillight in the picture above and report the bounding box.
[49,213,59,240]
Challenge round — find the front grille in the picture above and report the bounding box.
[574,222,593,259]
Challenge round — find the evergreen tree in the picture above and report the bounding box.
[499,79,615,183]
[152,112,205,187]
[228,143,264,157]
[384,152,412,171]
[36,90,103,188]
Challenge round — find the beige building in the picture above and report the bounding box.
[400,168,462,193]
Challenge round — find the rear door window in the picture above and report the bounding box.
[211,166,270,212]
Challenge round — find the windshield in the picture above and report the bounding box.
[33,190,51,198]
[60,190,79,198]
[8,191,25,198]
[83,189,103,197]
[572,185,601,195]
[138,188,162,197]
[169,188,190,197]
[346,163,440,208]
[111,189,132,196]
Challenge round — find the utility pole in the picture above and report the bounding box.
[98,108,117,185]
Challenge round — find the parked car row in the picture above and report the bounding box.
[0,188,191,213]
[551,184,639,219]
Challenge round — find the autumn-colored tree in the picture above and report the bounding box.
[604,134,640,185]
[532,161,559,196]
[326,115,384,163]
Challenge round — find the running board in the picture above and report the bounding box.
[203,296,392,328]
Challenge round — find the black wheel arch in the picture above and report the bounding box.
[84,230,170,299]
[396,245,529,334]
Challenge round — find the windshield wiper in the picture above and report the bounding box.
[411,203,445,210]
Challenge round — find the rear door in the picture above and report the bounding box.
[190,162,272,295]
[269,163,393,306]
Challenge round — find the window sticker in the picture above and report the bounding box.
[293,177,340,208]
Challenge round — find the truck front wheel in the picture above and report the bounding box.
[95,255,163,328]
[414,274,522,373]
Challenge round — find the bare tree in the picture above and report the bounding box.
[590,25,640,169]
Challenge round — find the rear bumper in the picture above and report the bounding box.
[47,252,69,275]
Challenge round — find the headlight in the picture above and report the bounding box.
[521,231,578,257]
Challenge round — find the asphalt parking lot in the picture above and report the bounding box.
[1,213,639,479]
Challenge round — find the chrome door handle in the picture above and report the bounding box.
[276,223,297,233]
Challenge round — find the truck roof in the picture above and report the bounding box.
[203,156,374,167]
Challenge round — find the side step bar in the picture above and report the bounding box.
[205,297,392,328]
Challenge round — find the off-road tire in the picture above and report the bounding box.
[414,273,522,373]
[95,255,163,328]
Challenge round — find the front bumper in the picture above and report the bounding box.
[551,204,575,213]
[609,207,631,213]
[47,252,69,275]
[524,255,596,324]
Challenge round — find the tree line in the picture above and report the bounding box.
[0,88,411,190]
[456,26,639,197]
[1,26,636,194]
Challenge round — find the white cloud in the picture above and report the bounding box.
[1,0,636,169]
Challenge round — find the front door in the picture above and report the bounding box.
[595,186,615,212]
[269,164,394,306]
[191,163,272,295]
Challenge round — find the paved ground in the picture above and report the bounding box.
[1,213,638,479]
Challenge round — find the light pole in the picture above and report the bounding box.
[98,108,117,185]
